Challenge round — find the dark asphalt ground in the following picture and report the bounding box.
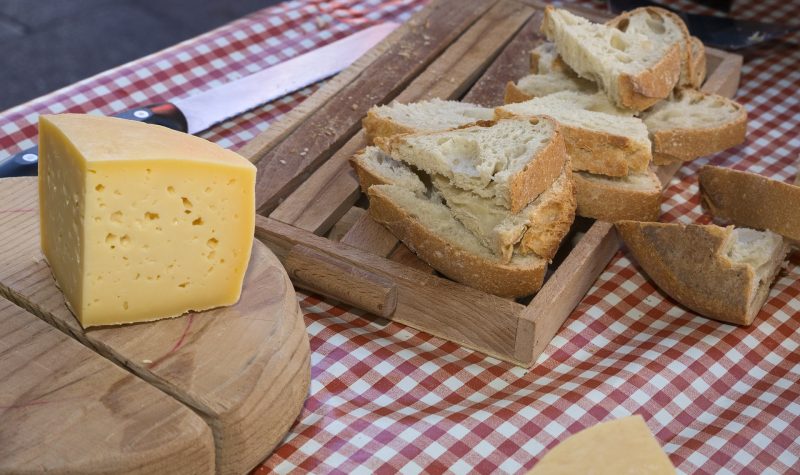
[0,0,284,111]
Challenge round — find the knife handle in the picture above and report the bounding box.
[0,103,188,178]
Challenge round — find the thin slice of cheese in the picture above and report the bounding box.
[38,114,256,328]
[527,415,676,475]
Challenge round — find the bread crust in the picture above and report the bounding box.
[616,42,681,111]
[607,7,693,89]
[367,186,547,298]
[362,108,417,145]
[649,92,747,161]
[699,165,800,245]
[504,81,535,104]
[689,36,707,88]
[574,170,662,222]
[495,108,651,177]
[616,221,788,325]
[518,165,576,260]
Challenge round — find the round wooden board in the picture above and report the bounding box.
[0,177,311,475]
[0,298,216,474]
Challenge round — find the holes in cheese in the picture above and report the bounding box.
[38,113,256,328]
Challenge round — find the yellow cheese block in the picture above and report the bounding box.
[527,415,675,475]
[38,114,256,328]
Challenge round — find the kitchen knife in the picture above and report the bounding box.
[608,0,798,50]
[0,22,399,178]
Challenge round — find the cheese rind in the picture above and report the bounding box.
[39,114,256,328]
[527,415,675,475]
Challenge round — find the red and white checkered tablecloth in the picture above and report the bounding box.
[2,0,799,473]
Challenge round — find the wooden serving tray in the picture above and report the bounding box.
[244,0,743,367]
[0,178,310,474]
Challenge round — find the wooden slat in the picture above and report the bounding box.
[254,0,499,215]
[255,216,529,364]
[327,206,367,242]
[270,0,536,234]
[340,212,399,256]
[0,298,215,474]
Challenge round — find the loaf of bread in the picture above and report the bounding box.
[541,6,681,111]
[617,221,788,325]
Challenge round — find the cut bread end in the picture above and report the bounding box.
[575,169,662,222]
[617,221,788,325]
[368,184,547,298]
[699,165,800,245]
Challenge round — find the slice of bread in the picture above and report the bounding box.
[367,184,547,298]
[375,117,566,213]
[642,89,747,164]
[496,92,650,177]
[433,164,575,262]
[351,147,576,263]
[363,99,493,144]
[350,147,427,195]
[574,169,662,222]
[607,7,693,89]
[529,42,563,74]
[616,221,788,325]
[690,36,707,88]
[699,165,800,245]
[505,71,597,104]
[541,6,681,111]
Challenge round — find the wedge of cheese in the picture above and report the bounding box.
[527,415,675,475]
[38,114,256,328]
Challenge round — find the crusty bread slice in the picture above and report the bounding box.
[617,221,788,325]
[505,71,597,104]
[690,36,707,88]
[642,89,747,164]
[699,165,800,245]
[607,7,693,89]
[530,42,563,74]
[352,146,576,263]
[433,164,575,262]
[496,92,650,177]
[375,117,566,213]
[367,184,547,297]
[363,99,493,144]
[350,147,427,195]
[574,169,662,222]
[541,6,681,111]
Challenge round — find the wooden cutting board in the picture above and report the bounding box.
[0,177,311,475]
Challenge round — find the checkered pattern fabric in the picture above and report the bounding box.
[2,1,799,473]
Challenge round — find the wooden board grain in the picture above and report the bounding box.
[253,0,498,215]
[270,0,535,235]
[0,178,310,475]
[0,298,215,474]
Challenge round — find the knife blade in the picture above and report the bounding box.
[0,22,399,178]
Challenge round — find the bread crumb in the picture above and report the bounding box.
[142,359,152,364]
[351,104,358,110]
[315,17,325,29]
[279,159,287,164]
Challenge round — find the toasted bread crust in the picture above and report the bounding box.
[699,166,800,245]
[616,221,787,325]
[367,186,547,298]
[690,36,707,88]
[616,42,681,111]
[504,81,535,104]
[519,165,577,260]
[362,109,417,145]
[574,171,662,222]
[495,108,651,177]
[649,95,747,161]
